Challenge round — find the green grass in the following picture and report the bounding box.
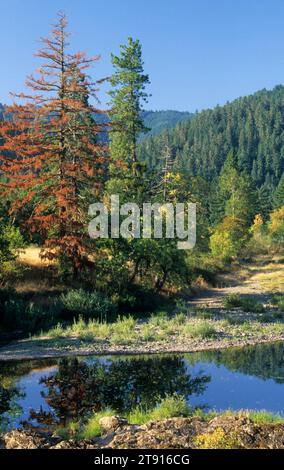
[37,303,284,349]
[223,294,265,313]
[183,322,218,339]
[272,295,284,312]
[80,409,115,439]
[247,410,284,425]
[149,394,190,421]
[56,401,284,442]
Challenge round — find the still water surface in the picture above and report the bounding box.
[1,342,284,430]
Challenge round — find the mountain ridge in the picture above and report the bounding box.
[138,85,284,188]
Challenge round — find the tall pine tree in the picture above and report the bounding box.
[273,173,284,209]
[0,13,107,276]
[108,37,150,176]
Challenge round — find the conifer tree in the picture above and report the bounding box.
[108,37,150,176]
[0,13,107,276]
[273,173,284,209]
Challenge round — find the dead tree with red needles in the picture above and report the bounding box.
[0,12,107,277]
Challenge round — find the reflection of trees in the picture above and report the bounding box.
[185,342,284,383]
[0,359,55,430]
[39,356,211,423]
[0,378,23,431]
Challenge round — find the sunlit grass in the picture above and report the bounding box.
[56,398,284,443]
[80,409,115,439]
[182,322,218,339]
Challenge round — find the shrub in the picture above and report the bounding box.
[273,295,284,312]
[139,323,155,342]
[210,216,248,261]
[223,294,265,313]
[223,294,243,309]
[195,310,214,320]
[148,311,169,326]
[60,289,116,321]
[3,298,61,333]
[171,312,187,326]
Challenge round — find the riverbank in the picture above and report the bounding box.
[1,254,283,361]
[2,414,284,449]
[1,320,284,360]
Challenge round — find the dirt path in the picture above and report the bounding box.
[0,255,283,361]
[189,255,283,309]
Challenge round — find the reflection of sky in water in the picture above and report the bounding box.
[7,368,56,429]
[187,362,284,415]
[2,344,284,429]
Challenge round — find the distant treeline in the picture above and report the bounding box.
[138,85,284,188]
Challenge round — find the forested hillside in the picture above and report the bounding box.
[0,105,191,142]
[141,110,192,138]
[138,85,284,188]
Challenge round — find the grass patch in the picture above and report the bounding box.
[61,289,116,321]
[247,410,284,425]
[223,294,265,313]
[272,295,284,312]
[183,322,218,339]
[80,409,115,439]
[128,394,191,425]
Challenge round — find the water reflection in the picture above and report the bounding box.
[38,356,210,424]
[185,342,284,383]
[1,342,284,431]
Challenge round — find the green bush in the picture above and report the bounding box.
[272,295,284,312]
[3,298,62,333]
[195,427,241,449]
[60,289,116,321]
[223,294,243,309]
[223,294,265,313]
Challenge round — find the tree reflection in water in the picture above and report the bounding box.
[34,356,211,425]
[0,379,23,431]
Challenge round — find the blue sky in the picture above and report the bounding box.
[1,0,284,111]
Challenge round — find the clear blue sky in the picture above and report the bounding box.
[1,0,284,111]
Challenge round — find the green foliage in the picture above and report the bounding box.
[272,295,284,311]
[268,205,284,250]
[80,409,115,439]
[60,289,117,321]
[0,222,25,281]
[183,322,217,339]
[223,294,244,308]
[140,110,192,139]
[210,216,248,260]
[149,393,190,421]
[2,297,62,333]
[223,294,265,313]
[194,427,241,449]
[247,410,284,424]
[139,85,284,188]
[273,174,284,209]
[108,37,150,173]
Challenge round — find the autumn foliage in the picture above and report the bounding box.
[0,12,107,275]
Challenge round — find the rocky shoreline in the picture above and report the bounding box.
[2,415,284,449]
[1,334,284,361]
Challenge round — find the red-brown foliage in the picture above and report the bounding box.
[0,12,108,275]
